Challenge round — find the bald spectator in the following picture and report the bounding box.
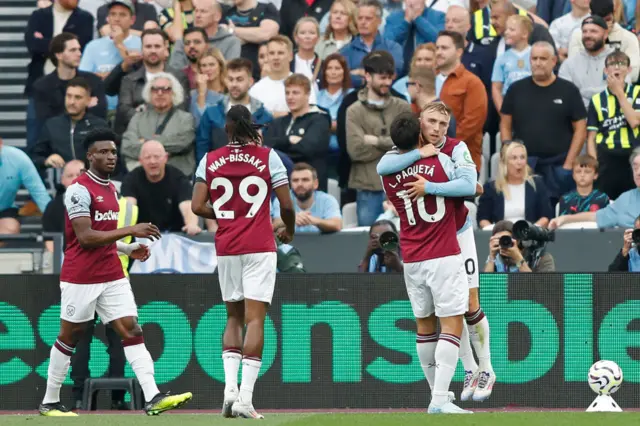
[121,141,202,235]
[548,0,590,61]
[436,30,488,173]
[501,41,587,202]
[121,73,196,176]
[559,16,618,108]
[42,159,85,252]
[191,0,241,60]
[0,138,52,234]
[567,0,640,81]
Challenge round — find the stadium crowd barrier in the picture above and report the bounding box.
[0,273,639,410]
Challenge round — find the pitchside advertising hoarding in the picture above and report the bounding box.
[0,273,639,409]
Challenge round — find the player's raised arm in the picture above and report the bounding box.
[191,156,217,220]
[65,184,160,249]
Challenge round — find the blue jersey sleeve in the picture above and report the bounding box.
[423,144,476,197]
[376,149,421,175]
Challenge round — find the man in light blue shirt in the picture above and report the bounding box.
[0,138,52,234]
[271,163,342,233]
[79,0,142,114]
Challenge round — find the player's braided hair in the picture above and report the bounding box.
[226,105,263,146]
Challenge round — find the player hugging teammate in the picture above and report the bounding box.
[378,102,495,413]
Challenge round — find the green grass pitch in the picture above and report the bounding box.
[2,413,640,426]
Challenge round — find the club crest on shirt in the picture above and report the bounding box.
[96,196,104,203]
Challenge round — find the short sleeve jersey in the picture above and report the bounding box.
[195,143,288,255]
[438,137,475,230]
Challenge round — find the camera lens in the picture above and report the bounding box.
[379,231,399,251]
[633,229,640,245]
[499,235,514,249]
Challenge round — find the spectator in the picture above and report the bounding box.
[263,74,331,190]
[279,0,332,41]
[500,41,587,201]
[0,137,52,234]
[258,42,270,77]
[79,0,141,121]
[292,17,322,87]
[158,0,194,42]
[478,141,552,228]
[484,219,556,272]
[536,0,572,25]
[549,0,590,61]
[407,67,457,136]
[340,0,404,88]
[121,73,196,175]
[33,33,107,126]
[41,160,85,252]
[121,140,202,234]
[249,35,299,117]
[96,0,158,38]
[192,0,241,59]
[392,42,436,102]
[608,215,640,271]
[469,0,527,46]
[358,220,403,272]
[586,50,639,200]
[24,0,94,149]
[490,0,556,59]
[568,0,640,81]
[112,28,191,135]
[375,197,400,229]
[436,30,488,173]
[271,163,342,233]
[550,147,640,229]
[196,58,272,160]
[223,0,280,81]
[317,53,353,162]
[315,0,357,60]
[32,77,109,171]
[559,16,617,108]
[346,53,412,225]
[190,47,226,125]
[169,27,209,88]
[491,15,533,113]
[558,154,610,216]
[384,0,445,76]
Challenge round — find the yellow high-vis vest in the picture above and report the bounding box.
[117,198,138,277]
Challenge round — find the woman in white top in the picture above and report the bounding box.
[315,0,358,60]
[190,47,225,125]
[477,141,553,230]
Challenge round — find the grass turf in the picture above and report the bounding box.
[2,413,640,426]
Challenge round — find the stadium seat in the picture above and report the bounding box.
[342,202,358,229]
[490,152,500,180]
[479,156,488,185]
[482,132,491,160]
[82,378,143,410]
[328,178,340,205]
[558,222,599,229]
[465,201,478,230]
[555,202,560,218]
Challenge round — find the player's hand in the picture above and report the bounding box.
[418,144,439,158]
[403,175,427,199]
[131,223,161,241]
[129,243,151,261]
[182,223,202,236]
[45,154,65,168]
[277,227,293,244]
[548,217,563,230]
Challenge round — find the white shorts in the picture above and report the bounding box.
[404,253,469,319]
[217,252,277,304]
[457,226,479,289]
[60,278,138,324]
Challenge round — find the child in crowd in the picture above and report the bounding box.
[491,15,533,112]
[558,155,610,216]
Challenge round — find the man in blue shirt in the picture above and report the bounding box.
[271,163,342,233]
[0,138,52,234]
[79,0,142,118]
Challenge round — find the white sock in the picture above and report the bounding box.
[123,337,160,402]
[416,333,438,391]
[222,348,242,393]
[466,309,493,372]
[42,340,74,404]
[459,322,479,373]
[432,334,460,407]
[239,356,262,405]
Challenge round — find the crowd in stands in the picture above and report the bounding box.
[2,0,640,262]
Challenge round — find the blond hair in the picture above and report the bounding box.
[324,0,358,40]
[294,16,320,39]
[495,141,536,199]
[506,14,533,37]
[421,101,452,118]
[198,47,227,91]
[410,43,435,70]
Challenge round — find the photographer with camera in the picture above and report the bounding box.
[485,220,556,272]
[358,220,403,273]
[608,215,640,272]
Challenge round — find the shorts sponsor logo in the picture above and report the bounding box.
[94,210,118,221]
[66,305,75,317]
